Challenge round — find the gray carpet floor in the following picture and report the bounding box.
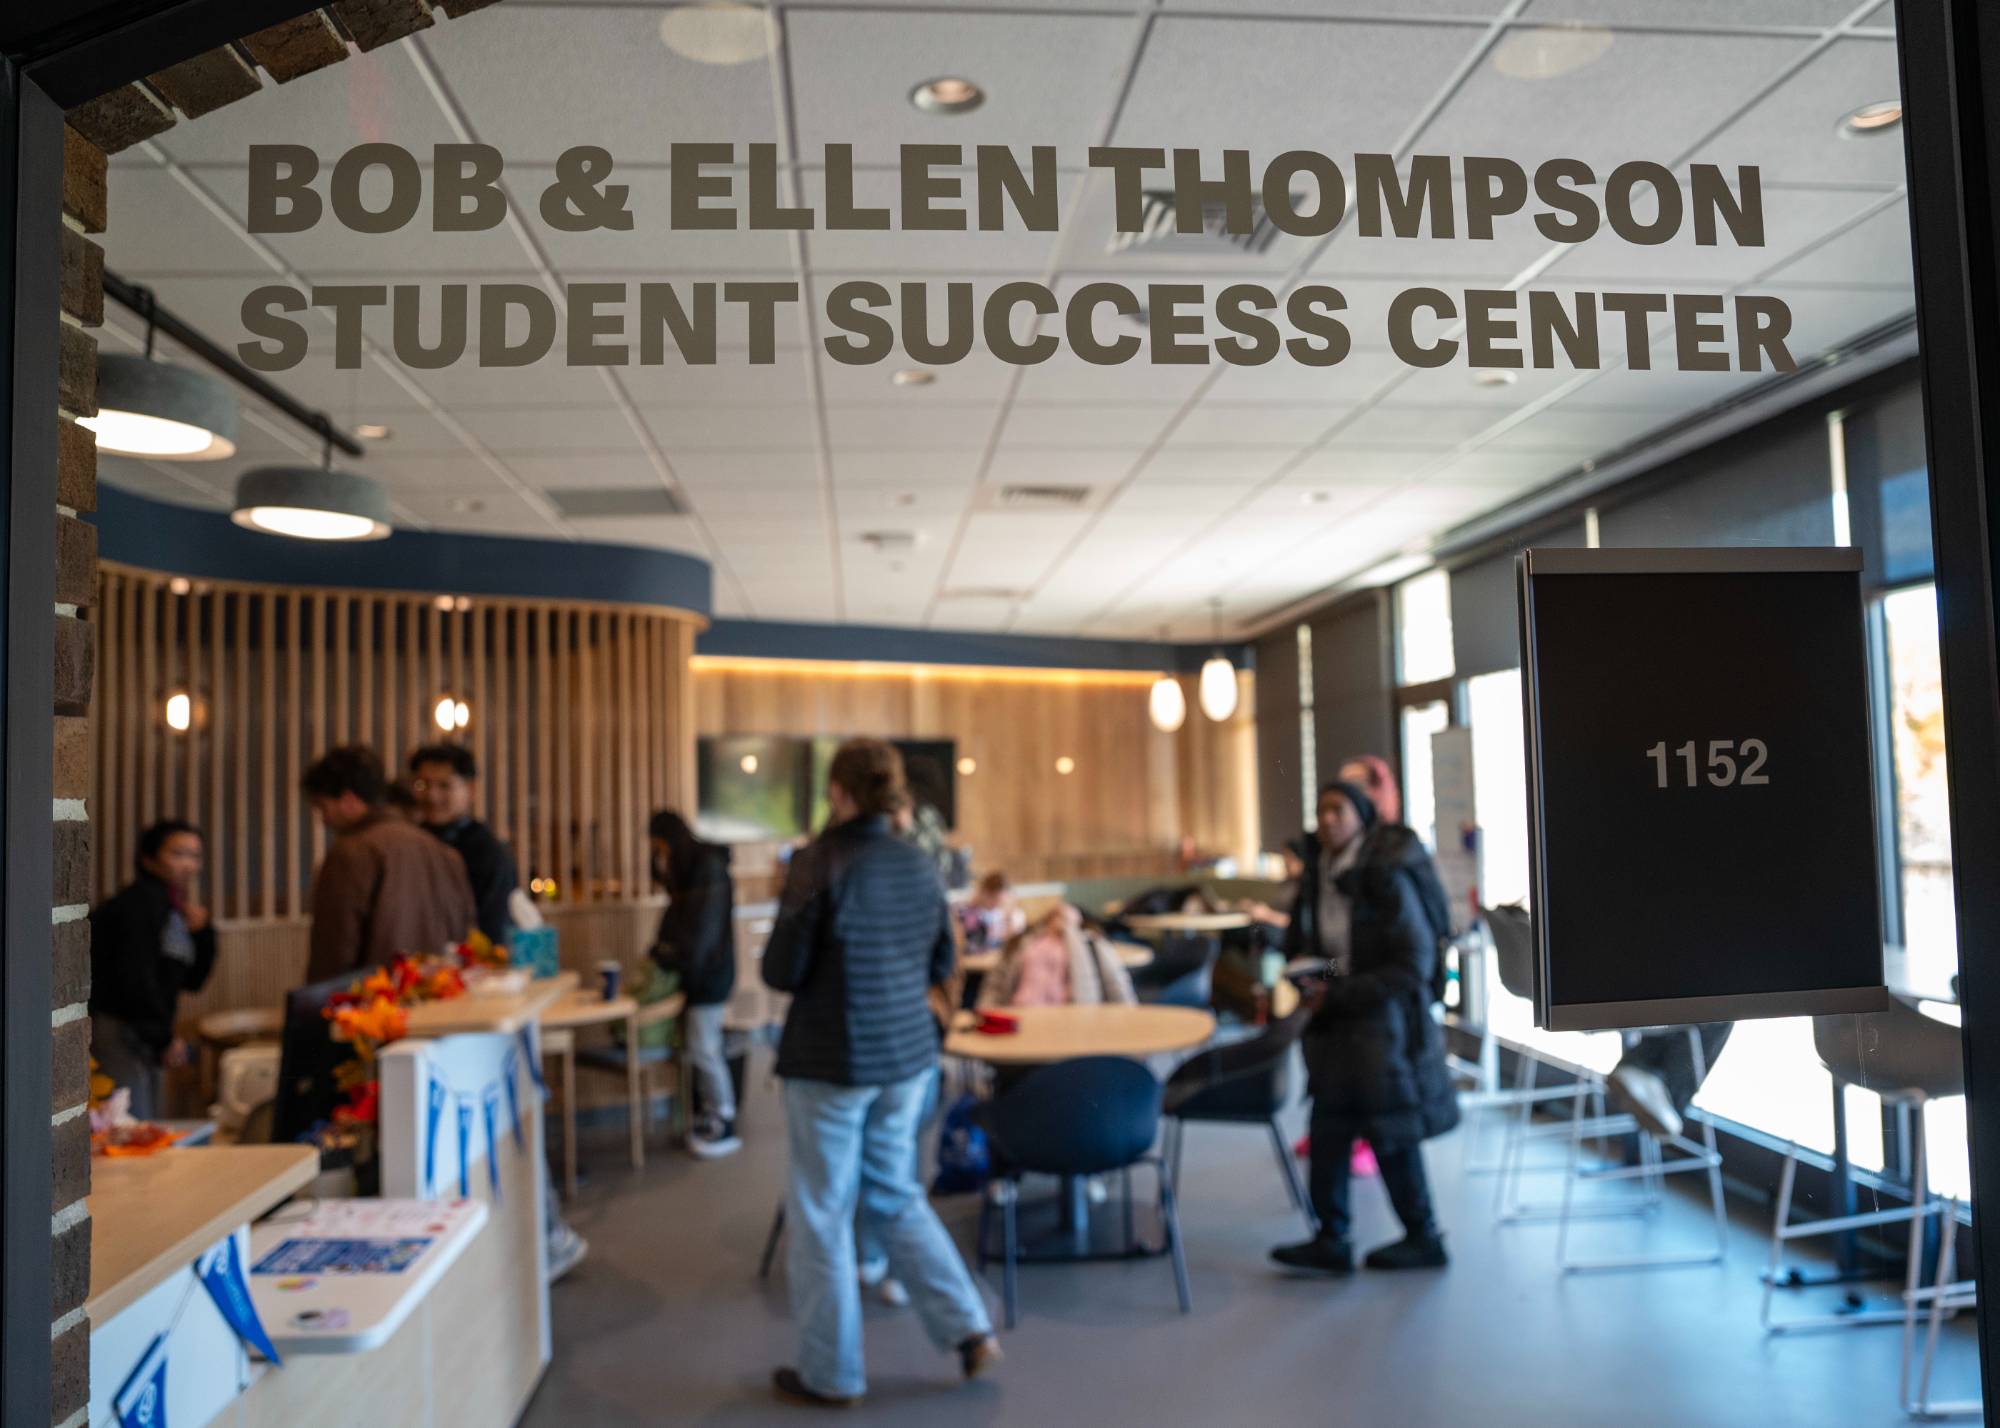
[521,1057,1982,1427]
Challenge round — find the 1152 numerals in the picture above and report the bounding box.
[1646,739,1769,788]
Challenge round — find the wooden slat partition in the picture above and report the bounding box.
[92,562,704,919]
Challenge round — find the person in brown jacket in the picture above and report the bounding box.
[302,746,478,984]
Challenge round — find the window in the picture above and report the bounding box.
[1395,568,1454,685]
[1883,584,1955,962]
[1399,699,1449,850]
[1466,669,1530,908]
[1296,622,1316,825]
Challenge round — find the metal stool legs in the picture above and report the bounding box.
[1904,1200,1979,1419]
[758,1201,785,1280]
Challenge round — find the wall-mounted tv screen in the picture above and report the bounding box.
[695,735,809,843]
[807,737,957,835]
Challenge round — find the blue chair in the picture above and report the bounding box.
[978,1056,1190,1329]
[1162,1008,1314,1235]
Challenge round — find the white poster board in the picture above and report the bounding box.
[1430,724,1479,933]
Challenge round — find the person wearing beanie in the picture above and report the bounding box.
[1272,780,1460,1276]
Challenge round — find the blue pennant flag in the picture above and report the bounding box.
[197,1231,282,1366]
[456,1099,473,1199]
[424,1076,449,1198]
[114,1332,169,1428]
[501,1047,524,1149]
[516,1026,546,1096]
[481,1085,504,1200]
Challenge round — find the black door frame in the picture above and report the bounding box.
[9,0,2000,1417]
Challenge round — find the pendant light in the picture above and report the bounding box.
[1147,625,1187,733]
[231,431,393,542]
[81,287,237,460]
[1198,599,1239,723]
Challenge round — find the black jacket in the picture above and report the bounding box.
[428,817,517,945]
[763,814,953,1086]
[651,839,736,1007]
[1290,824,1461,1151]
[88,873,218,1057]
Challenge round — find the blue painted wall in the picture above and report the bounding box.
[698,618,1250,674]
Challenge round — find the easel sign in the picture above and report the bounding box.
[1517,547,1889,1031]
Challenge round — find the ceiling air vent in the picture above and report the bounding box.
[549,486,690,519]
[1104,189,1282,258]
[997,484,1092,509]
[858,530,923,554]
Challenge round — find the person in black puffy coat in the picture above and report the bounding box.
[648,810,738,1157]
[1272,779,1460,1276]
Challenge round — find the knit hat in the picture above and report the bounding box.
[1324,779,1379,830]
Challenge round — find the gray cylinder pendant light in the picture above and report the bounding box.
[231,462,393,542]
[83,353,238,460]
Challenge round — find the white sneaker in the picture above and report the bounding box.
[873,1276,910,1307]
[1607,1066,1683,1142]
[547,1224,589,1283]
[688,1116,742,1160]
[1085,1175,1109,1206]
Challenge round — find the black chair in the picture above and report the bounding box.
[978,1056,1190,1329]
[1161,1008,1314,1235]
[1134,933,1219,1009]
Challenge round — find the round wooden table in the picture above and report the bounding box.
[944,1004,1215,1065]
[539,990,643,1197]
[1121,911,1252,935]
[959,941,1155,976]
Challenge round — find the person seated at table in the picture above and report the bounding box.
[1606,1023,1735,1141]
[957,871,1026,953]
[410,744,518,947]
[302,746,477,983]
[88,820,217,1120]
[762,738,1000,1407]
[646,809,739,1160]
[1237,838,1308,946]
[1272,779,1459,1276]
[977,905,1137,1009]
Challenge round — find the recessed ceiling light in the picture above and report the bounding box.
[1473,368,1519,388]
[1491,25,1613,81]
[1840,100,1903,137]
[658,3,777,65]
[354,423,392,441]
[892,368,936,387]
[1301,490,1332,506]
[910,77,984,115]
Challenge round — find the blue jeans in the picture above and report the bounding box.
[783,1068,991,1397]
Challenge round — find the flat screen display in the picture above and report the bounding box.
[696,735,809,843]
[807,737,957,834]
[1519,547,1888,1030]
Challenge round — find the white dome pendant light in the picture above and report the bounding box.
[1148,624,1188,732]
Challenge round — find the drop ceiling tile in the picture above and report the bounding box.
[1159,0,1511,13]
[816,347,1023,403]
[646,405,819,450]
[1427,450,1581,490]
[1137,449,1298,485]
[99,457,230,508]
[1525,0,1862,22]
[1052,171,1319,276]
[453,405,644,452]
[1115,17,1477,157]
[1166,402,1345,447]
[504,453,668,490]
[617,349,816,408]
[666,450,823,486]
[983,448,1144,488]
[689,484,824,517]
[1381,360,1591,410]
[1421,29,1811,172]
[1333,403,1510,448]
[1687,38,1905,188]
[387,349,623,409]
[530,168,801,272]
[396,487,560,536]
[998,404,1179,448]
[928,599,1022,633]
[99,167,268,276]
[1307,175,1567,284]
[1554,362,1765,410]
[364,453,513,492]
[1011,347,1213,403]
[1281,445,1439,486]
[566,516,709,555]
[1760,200,1913,287]
[825,404,992,448]
[1765,282,1913,354]
[1482,405,1671,451]
[150,47,457,165]
[424,4,779,162]
[828,450,984,486]
[785,9,1139,165]
[834,483,966,521]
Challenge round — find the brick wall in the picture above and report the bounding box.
[50,126,103,1428]
[48,5,504,1421]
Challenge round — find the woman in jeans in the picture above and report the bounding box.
[762,738,1000,1407]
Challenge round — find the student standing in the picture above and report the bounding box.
[302,746,477,983]
[88,820,217,1119]
[409,744,518,946]
[762,739,999,1407]
[647,810,739,1159]
[1273,780,1460,1274]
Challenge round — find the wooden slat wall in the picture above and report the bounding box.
[92,562,702,917]
[690,657,1260,888]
